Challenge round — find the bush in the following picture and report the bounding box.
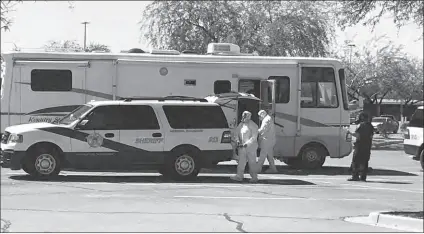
[400,122,409,132]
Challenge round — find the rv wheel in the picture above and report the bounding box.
[299,145,326,169]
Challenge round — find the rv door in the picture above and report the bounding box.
[260,80,276,118]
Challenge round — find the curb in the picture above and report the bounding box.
[368,211,423,232]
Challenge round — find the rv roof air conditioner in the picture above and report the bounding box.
[207,43,241,55]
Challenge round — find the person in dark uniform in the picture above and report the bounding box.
[348,112,375,182]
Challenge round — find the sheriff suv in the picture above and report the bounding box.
[1,97,233,180]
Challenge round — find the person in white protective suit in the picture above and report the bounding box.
[230,111,259,182]
[257,110,278,173]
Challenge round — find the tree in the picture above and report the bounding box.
[1,0,20,31]
[336,0,423,31]
[139,1,335,57]
[44,40,111,52]
[1,0,75,32]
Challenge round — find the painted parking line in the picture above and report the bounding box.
[339,183,423,194]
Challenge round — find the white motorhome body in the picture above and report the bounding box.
[1,45,352,168]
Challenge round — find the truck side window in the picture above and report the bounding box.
[214,80,231,94]
[119,105,160,130]
[31,69,72,92]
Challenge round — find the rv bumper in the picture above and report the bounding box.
[0,149,26,170]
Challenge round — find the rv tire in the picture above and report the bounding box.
[299,144,326,169]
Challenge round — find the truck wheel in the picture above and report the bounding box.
[163,148,200,180]
[24,148,61,178]
[420,149,424,170]
[299,145,326,169]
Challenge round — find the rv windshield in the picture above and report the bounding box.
[59,104,93,125]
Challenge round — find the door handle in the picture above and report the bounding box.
[152,133,162,138]
[105,133,114,138]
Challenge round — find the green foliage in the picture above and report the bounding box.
[336,0,423,31]
[44,40,111,53]
[139,1,335,56]
[340,36,423,105]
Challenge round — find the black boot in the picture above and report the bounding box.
[347,176,360,181]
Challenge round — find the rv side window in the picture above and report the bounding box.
[214,80,231,94]
[268,76,290,103]
[301,67,339,108]
[31,69,72,92]
[163,105,229,129]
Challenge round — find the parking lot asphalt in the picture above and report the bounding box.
[1,150,423,232]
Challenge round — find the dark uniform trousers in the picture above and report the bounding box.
[351,142,371,180]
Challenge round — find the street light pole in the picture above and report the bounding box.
[81,21,90,51]
[347,43,356,66]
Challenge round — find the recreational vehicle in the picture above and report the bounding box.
[1,43,353,169]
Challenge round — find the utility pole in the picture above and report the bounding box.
[81,21,90,51]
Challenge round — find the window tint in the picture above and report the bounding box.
[409,109,423,128]
[338,69,349,110]
[268,76,290,103]
[214,80,231,94]
[83,105,122,130]
[301,67,339,108]
[31,69,72,91]
[82,105,160,130]
[163,105,229,129]
[119,105,160,130]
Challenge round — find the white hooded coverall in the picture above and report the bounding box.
[257,113,277,171]
[235,118,259,180]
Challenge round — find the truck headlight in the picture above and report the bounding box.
[9,134,23,143]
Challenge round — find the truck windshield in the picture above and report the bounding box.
[409,109,423,128]
[59,104,93,125]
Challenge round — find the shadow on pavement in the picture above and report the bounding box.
[365,180,413,185]
[205,165,418,176]
[8,175,316,186]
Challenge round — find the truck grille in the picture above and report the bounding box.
[1,131,10,144]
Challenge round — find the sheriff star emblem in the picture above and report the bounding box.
[86,133,104,148]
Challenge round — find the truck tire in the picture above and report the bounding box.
[24,147,61,178]
[162,147,200,180]
[420,149,424,170]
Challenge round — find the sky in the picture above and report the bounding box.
[1,1,423,59]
